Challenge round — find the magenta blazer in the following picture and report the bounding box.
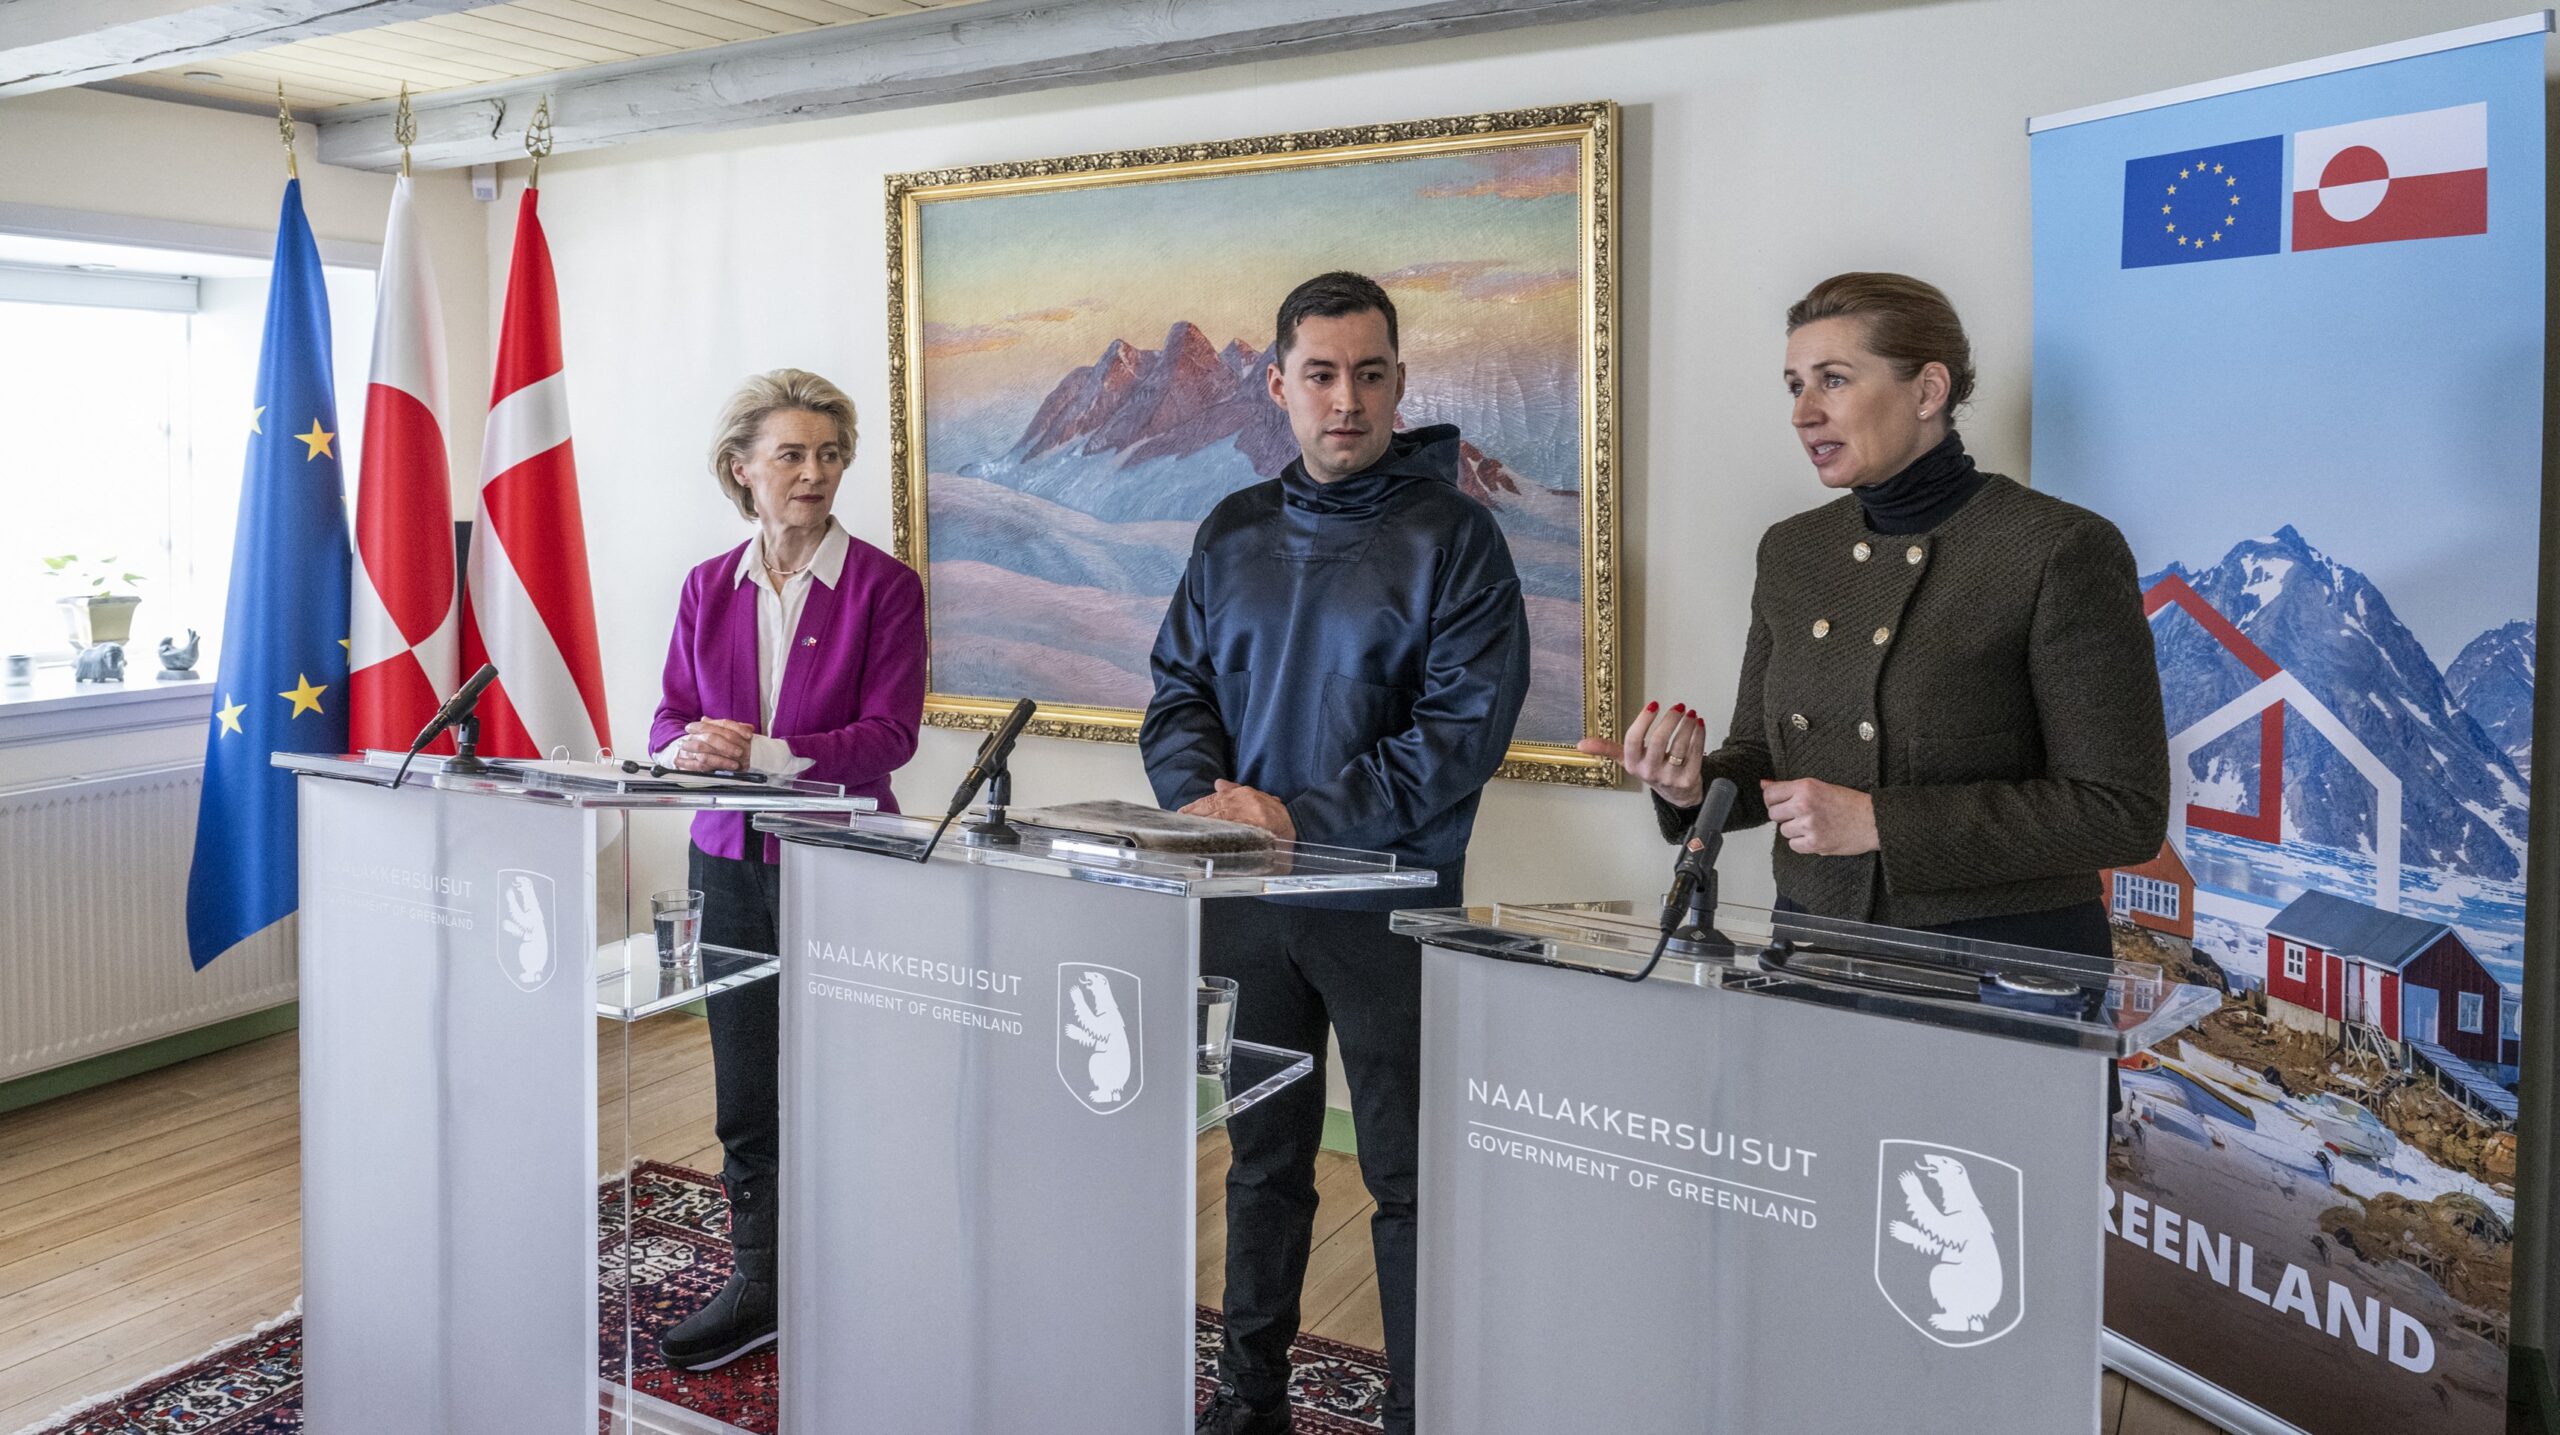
[650,534,927,861]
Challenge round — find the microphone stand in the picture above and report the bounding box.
[1663,861,1734,960]
[1613,777,1737,984]
[445,713,489,776]
[959,761,1021,848]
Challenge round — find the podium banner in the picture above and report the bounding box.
[1415,947,2109,1434]
[2031,19,2547,1435]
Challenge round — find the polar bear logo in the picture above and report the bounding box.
[494,870,557,993]
[1057,963,1142,1114]
[1874,1141,2023,1347]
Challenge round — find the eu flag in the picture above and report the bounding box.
[186,179,351,969]
[2120,135,2284,268]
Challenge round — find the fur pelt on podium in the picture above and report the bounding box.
[1013,799,1273,855]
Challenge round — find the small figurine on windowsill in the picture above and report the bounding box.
[74,642,126,684]
[157,630,200,681]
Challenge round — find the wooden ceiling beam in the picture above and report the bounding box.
[0,0,489,97]
[315,0,1720,172]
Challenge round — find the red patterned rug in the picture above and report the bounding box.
[16,1161,1387,1434]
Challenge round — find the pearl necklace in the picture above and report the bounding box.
[760,538,815,581]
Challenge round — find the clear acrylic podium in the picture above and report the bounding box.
[755,808,1432,1435]
[1394,899,2219,1435]
[276,752,875,1435]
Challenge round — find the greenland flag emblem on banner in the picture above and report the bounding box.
[2291,101,2488,250]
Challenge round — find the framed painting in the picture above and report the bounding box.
[887,102,1619,784]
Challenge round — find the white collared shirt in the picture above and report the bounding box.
[662,519,848,777]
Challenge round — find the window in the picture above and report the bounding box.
[2458,992,2485,1035]
[2112,873,2180,920]
[0,301,190,657]
[0,234,374,667]
[2283,941,2307,982]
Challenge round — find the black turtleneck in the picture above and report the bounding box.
[1855,432,1986,535]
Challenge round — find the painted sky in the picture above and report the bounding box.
[2031,38,2545,668]
[917,141,1584,465]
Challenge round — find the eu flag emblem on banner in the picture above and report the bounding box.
[2121,135,2284,268]
[186,178,351,969]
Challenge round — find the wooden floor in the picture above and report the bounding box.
[0,1019,2222,1432]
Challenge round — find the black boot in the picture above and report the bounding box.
[659,1177,778,1371]
[1196,1384,1292,1434]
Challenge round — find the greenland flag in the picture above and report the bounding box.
[349,175,457,753]
[2291,102,2487,251]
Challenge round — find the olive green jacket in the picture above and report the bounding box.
[1657,476,2170,927]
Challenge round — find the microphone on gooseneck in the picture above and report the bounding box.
[947,697,1037,819]
[1613,776,1739,984]
[391,663,500,789]
[1661,776,1738,940]
[416,663,500,748]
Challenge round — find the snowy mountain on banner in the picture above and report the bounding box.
[960,321,1581,599]
[2446,620,2537,781]
[2145,526,2529,880]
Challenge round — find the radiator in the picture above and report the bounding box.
[0,763,296,1083]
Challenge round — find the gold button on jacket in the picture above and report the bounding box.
[1654,476,2169,928]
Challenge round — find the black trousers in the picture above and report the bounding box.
[1206,897,1421,1435]
[689,843,784,1278]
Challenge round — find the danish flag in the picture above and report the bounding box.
[348,176,457,752]
[458,189,610,758]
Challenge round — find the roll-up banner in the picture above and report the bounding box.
[2030,16,2548,1435]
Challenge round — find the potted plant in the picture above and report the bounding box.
[44,554,147,648]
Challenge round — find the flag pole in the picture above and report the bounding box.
[395,82,414,178]
[525,95,552,189]
[275,83,298,179]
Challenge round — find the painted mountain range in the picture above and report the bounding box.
[926,322,1588,740]
[2147,526,2533,881]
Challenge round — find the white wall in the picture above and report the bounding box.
[501,0,2557,914]
[0,86,493,512]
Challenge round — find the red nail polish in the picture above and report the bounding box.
[1646,701,1658,712]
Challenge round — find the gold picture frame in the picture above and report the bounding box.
[886,101,1620,785]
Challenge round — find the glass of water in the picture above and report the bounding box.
[1197,977,1240,1079]
[652,888,705,982]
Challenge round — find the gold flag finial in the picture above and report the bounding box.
[395,83,416,178]
[276,83,298,179]
[524,95,553,189]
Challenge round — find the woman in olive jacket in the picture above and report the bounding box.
[1585,273,2169,957]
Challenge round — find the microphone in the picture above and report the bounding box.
[1661,776,1738,939]
[947,697,1036,819]
[391,663,499,789]
[1612,776,1736,983]
[414,663,500,751]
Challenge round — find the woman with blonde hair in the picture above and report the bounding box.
[648,368,927,1369]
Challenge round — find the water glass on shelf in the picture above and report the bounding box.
[653,888,705,983]
[1197,976,1239,1079]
